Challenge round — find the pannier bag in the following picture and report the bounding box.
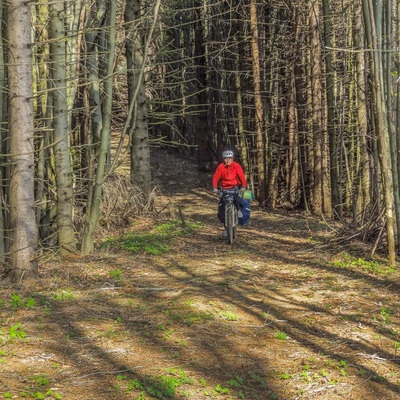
[217,190,252,225]
[238,198,251,226]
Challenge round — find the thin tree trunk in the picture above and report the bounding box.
[250,0,266,204]
[384,0,400,250]
[50,1,77,256]
[0,3,6,263]
[309,1,324,215]
[287,80,299,206]
[293,9,310,212]
[397,2,400,248]
[354,1,372,223]
[309,1,332,217]
[322,0,341,218]
[125,0,153,196]
[65,0,84,115]
[194,2,212,172]
[81,0,117,255]
[362,0,396,264]
[234,37,251,189]
[34,1,49,229]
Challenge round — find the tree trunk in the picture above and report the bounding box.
[384,0,400,250]
[234,37,251,190]
[362,0,396,264]
[287,81,299,206]
[125,0,152,196]
[3,0,38,283]
[65,0,84,114]
[50,1,77,256]
[354,1,372,223]
[0,3,6,263]
[322,0,341,218]
[309,1,330,217]
[250,0,266,204]
[194,2,212,172]
[294,9,310,212]
[81,0,117,255]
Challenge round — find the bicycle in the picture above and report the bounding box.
[219,187,239,244]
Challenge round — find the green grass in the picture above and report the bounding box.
[332,253,394,275]
[7,323,27,341]
[101,220,201,255]
[279,372,294,380]
[2,375,62,399]
[275,331,287,340]
[109,269,124,280]
[380,306,391,324]
[219,310,238,321]
[279,361,350,386]
[10,294,36,309]
[213,384,230,394]
[53,289,74,301]
[117,368,193,399]
[29,375,50,387]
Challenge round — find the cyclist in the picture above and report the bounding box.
[212,150,247,236]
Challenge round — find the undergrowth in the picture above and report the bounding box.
[332,252,395,275]
[101,219,201,255]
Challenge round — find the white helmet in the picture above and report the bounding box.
[222,150,234,158]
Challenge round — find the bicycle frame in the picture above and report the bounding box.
[221,188,239,244]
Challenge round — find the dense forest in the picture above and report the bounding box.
[0,0,399,283]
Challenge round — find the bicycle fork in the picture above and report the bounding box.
[224,202,238,228]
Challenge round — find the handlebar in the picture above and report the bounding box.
[214,186,245,198]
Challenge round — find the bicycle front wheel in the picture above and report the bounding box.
[226,204,235,244]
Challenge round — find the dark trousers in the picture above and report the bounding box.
[217,192,240,223]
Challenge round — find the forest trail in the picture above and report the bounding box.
[1,149,400,400]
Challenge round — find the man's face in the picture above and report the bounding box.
[224,157,233,166]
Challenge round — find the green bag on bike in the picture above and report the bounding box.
[241,190,253,202]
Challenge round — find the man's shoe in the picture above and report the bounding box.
[238,210,243,218]
[222,229,228,237]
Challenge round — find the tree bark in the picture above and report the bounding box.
[194,1,212,172]
[322,0,341,218]
[81,0,117,255]
[250,0,266,204]
[354,1,372,223]
[362,0,396,264]
[125,0,152,196]
[3,0,38,283]
[309,0,331,217]
[50,1,77,256]
[0,3,6,263]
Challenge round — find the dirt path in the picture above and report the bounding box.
[1,149,400,399]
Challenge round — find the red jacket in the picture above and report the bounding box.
[212,161,246,189]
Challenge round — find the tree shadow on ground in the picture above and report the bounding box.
[2,149,400,399]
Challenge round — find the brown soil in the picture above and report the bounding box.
[1,149,400,400]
